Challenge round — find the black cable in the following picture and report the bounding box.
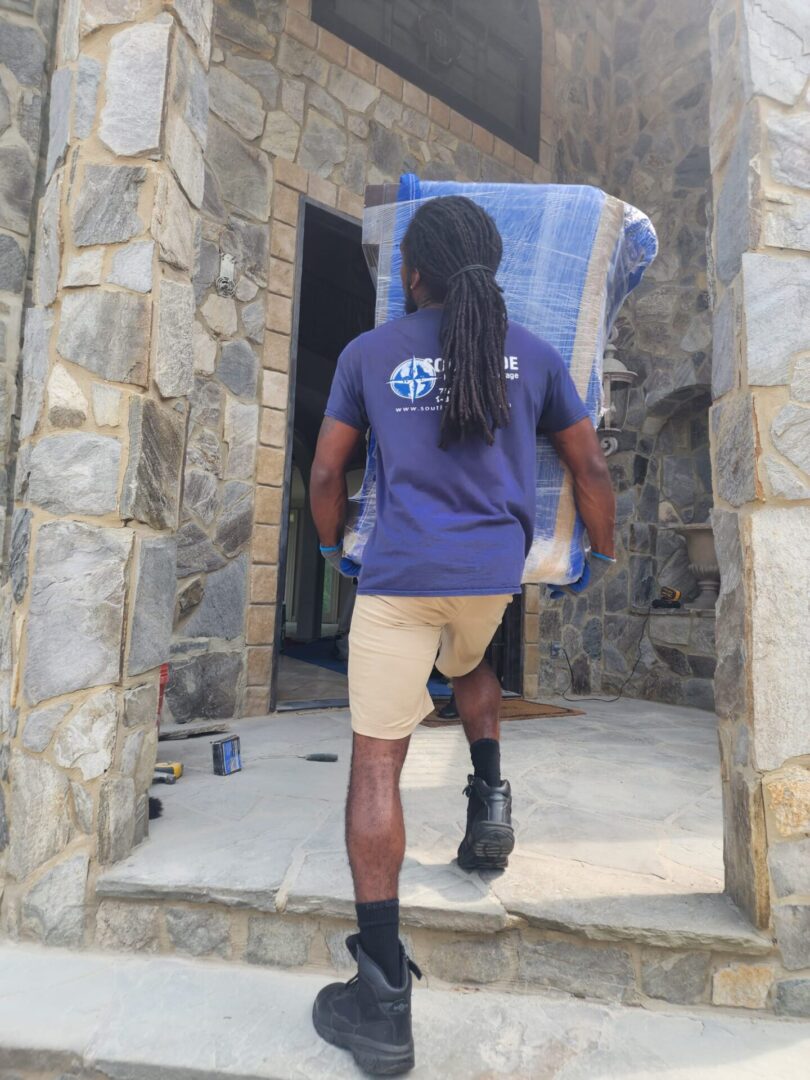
[558,605,653,705]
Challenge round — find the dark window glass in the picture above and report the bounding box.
[311,0,541,159]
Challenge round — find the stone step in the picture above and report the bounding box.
[2,943,809,1080]
[93,882,777,1013]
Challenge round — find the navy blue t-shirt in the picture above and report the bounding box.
[325,307,588,596]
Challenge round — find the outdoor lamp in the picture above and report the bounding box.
[599,330,637,456]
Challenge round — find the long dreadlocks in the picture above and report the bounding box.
[401,196,509,448]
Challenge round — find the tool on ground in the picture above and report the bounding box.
[154,761,183,780]
[652,585,682,610]
[213,734,242,775]
[300,753,338,762]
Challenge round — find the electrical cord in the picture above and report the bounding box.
[558,605,653,704]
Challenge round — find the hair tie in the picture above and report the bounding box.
[447,263,495,282]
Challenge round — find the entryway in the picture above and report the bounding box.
[271,200,524,712]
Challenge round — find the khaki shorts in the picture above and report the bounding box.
[348,593,513,740]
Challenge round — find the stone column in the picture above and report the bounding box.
[0,0,211,945]
[709,0,810,1013]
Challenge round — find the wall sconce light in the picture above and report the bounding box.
[600,330,637,456]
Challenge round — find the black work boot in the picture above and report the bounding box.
[457,775,515,871]
[313,933,422,1076]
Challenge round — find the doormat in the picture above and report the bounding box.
[421,698,583,727]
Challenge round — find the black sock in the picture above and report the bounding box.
[356,899,401,985]
[470,738,501,787]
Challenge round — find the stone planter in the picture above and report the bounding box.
[674,524,720,610]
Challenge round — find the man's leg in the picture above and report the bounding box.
[453,658,502,787]
[346,731,409,984]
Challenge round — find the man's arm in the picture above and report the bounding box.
[550,418,615,558]
[310,417,364,547]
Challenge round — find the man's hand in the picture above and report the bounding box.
[548,551,616,599]
[319,541,361,580]
[550,417,616,559]
[310,416,364,550]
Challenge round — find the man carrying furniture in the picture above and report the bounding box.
[309,195,616,1075]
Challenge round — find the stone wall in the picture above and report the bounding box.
[170,0,558,720]
[0,0,210,944]
[530,0,716,709]
[708,0,810,1011]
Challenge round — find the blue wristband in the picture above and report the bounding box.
[319,543,341,554]
[591,551,616,562]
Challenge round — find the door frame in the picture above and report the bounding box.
[268,197,368,713]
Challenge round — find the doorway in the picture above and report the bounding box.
[271,200,524,711]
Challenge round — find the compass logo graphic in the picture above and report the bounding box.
[388,357,438,402]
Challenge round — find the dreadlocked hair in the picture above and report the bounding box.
[402,196,509,448]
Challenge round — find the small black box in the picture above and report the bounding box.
[212,735,242,775]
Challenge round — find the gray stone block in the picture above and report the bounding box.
[28,433,121,516]
[47,361,87,426]
[64,248,104,288]
[224,397,258,480]
[7,751,71,880]
[218,340,258,399]
[19,307,53,441]
[9,508,31,604]
[711,395,756,507]
[22,700,70,752]
[166,906,231,957]
[167,110,205,209]
[75,54,101,139]
[299,109,347,177]
[640,949,710,1005]
[170,0,214,57]
[100,19,171,155]
[122,397,187,530]
[223,217,270,284]
[24,522,132,705]
[184,467,219,526]
[774,904,810,970]
[0,145,35,233]
[769,839,810,900]
[53,688,119,781]
[774,979,810,1018]
[0,234,26,294]
[743,254,810,386]
[518,938,635,1003]
[152,172,196,272]
[21,852,89,947]
[0,17,47,86]
[176,521,227,576]
[107,240,154,293]
[764,457,810,501]
[98,776,136,864]
[183,553,247,640]
[189,377,223,430]
[206,115,271,220]
[58,289,150,385]
[771,404,810,477]
[430,935,514,985]
[129,536,177,676]
[242,298,264,344]
[0,78,8,136]
[246,916,314,967]
[165,650,241,722]
[71,164,146,246]
[177,577,204,618]
[71,781,94,834]
[215,481,252,557]
[34,171,61,308]
[210,64,264,140]
[45,67,71,180]
[96,899,160,951]
[225,53,280,108]
[767,111,810,191]
[155,279,195,399]
[124,681,159,728]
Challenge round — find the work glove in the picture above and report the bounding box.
[547,551,616,599]
[319,542,361,579]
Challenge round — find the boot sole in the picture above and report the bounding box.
[313,1005,415,1076]
[457,821,515,871]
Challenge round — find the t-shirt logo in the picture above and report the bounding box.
[388,356,438,402]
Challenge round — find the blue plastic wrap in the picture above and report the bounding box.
[345,176,657,585]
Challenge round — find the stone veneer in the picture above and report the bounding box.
[0,0,211,943]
